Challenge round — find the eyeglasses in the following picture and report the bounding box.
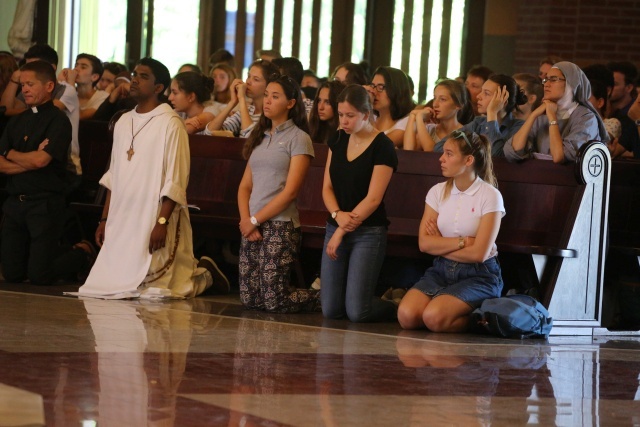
[451,129,473,149]
[368,83,386,92]
[542,76,566,84]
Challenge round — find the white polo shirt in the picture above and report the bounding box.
[426,176,505,238]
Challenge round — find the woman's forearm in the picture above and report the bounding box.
[417,123,436,151]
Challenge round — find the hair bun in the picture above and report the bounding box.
[203,75,215,93]
[516,87,528,105]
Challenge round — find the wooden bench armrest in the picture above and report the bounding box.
[608,245,640,256]
[498,243,577,258]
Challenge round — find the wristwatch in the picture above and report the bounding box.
[250,216,260,226]
[331,210,340,219]
[549,120,558,126]
[157,217,168,225]
[458,236,465,249]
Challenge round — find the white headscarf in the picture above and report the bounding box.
[552,61,609,142]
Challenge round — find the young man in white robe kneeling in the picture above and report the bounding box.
[72,57,228,299]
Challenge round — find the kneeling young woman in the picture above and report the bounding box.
[398,130,505,332]
[237,75,319,313]
[321,84,398,322]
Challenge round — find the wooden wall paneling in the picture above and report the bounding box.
[197,0,227,72]
[366,0,394,71]
[461,0,485,76]
[254,0,265,55]
[437,0,452,79]
[329,0,355,73]
[145,0,154,57]
[34,0,49,44]
[418,0,433,102]
[126,0,144,69]
[292,0,303,58]
[400,0,413,72]
[272,0,284,51]
[235,0,247,71]
[309,0,322,72]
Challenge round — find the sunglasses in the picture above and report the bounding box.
[451,129,473,149]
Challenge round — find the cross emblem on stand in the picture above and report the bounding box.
[588,156,602,177]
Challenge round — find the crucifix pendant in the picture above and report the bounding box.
[127,148,135,161]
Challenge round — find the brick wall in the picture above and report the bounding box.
[514,0,640,74]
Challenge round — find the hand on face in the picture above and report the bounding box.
[487,85,509,116]
[363,84,376,106]
[57,68,69,83]
[109,82,130,103]
[543,99,558,121]
[58,68,77,85]
[421,107,437,123]
[229,79,244,103]
[411,107,434,123]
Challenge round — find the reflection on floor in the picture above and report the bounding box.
[0,283,639,426]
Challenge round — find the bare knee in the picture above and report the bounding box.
[397,302,424,330]
[422,309,455,333]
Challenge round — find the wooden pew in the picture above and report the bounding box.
[608,159,640,258]
[73,122,613,335]
[76,120,113,203]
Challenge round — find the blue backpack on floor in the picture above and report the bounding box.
[470,294,553,339]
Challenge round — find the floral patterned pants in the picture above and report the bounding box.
[239,220,319,313]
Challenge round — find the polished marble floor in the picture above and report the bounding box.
[1,283,639,426]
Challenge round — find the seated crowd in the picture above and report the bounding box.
[0,44,638,333]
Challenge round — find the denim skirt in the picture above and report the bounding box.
[411,256,503,308]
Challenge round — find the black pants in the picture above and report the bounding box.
[1,194,87,284]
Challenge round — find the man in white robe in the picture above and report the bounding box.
[73,57,228,299]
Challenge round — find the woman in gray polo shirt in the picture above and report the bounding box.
[237,74,319,312]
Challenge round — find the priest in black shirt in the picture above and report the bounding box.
[0,60,74,284]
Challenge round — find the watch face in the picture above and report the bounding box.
[158,217,167,225]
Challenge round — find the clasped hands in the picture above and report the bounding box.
[410,107,437,124]
[239,217,263,242]
[57,68,78,85]
[325,211,362,260]
[531,99,559,122]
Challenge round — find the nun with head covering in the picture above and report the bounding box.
[505,61,608,163]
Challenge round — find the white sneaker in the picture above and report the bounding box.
[310,277,321,290]
[198,256,230,294]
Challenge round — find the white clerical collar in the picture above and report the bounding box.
[451,176,482,196]
[31,106,38,113]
